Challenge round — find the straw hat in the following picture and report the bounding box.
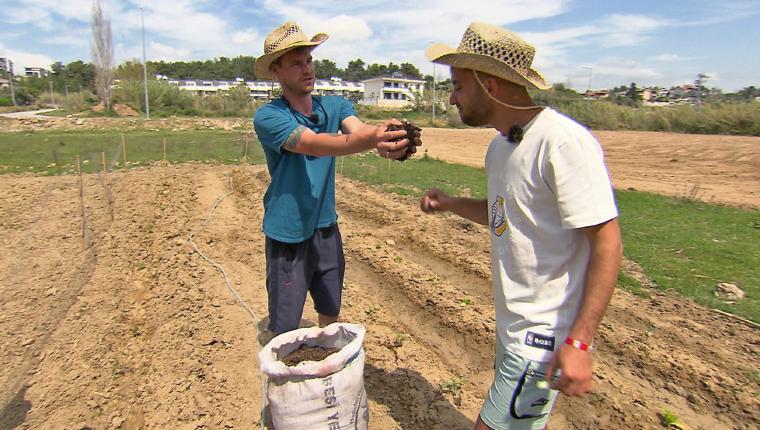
[426,22,551,90]
[255,21,328,80]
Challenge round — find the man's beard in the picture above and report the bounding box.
[281,78,313,95]
[459,103,491,127]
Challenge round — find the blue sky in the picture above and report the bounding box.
[1,0,758,92]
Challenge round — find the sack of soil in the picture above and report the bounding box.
[259,323,368,430]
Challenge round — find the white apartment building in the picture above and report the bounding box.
[0,57,13,76]
[24,67,49,78]
[359,73,426,108]
[165,76,363,100]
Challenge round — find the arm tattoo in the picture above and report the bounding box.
[284,125,308,151]
[326,132,350,144]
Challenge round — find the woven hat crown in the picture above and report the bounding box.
[425,22,550,90]
[255,21,328,80]
[264,22,309,54]
[458,23,535,75]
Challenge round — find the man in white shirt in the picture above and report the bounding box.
[421,22,623,430]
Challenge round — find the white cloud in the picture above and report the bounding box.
[313,15,372,42]
[108,2,264,61]
[43,34,90,48]
[0,43,55,71]
[540,54,667,91]
[1,0,97,29]
[121,41,192,62]
[258,0,569,67]
[592,58,662,82]
[597,14,668,47]
[231,29,260,46]
[653,53,700,62]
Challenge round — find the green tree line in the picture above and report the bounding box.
[132,56,423,82]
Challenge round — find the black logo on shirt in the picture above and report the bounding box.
[525,332,555,351]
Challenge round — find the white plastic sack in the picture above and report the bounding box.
[259,323,368,430]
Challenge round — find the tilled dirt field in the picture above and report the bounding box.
[1,161,758,430]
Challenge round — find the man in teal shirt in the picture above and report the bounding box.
[253,21,419,336]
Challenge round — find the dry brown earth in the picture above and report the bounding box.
[0,118,758,429]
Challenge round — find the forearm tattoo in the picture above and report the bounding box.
[284,125,308,151]
[327,133,350,144]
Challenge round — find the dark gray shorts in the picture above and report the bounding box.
[265,224,344,333]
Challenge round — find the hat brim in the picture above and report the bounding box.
[426,43,551,90]
[255,33,328,80]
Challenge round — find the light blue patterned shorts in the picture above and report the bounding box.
[479,340,559,430]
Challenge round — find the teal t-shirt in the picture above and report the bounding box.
[253,95,356,243]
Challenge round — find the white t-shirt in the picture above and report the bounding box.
[485,108,618,362]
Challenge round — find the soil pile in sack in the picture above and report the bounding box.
[282,345,341,366]
[259,323,368,430]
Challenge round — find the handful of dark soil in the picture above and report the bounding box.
[386,120,421,162]
[281,344,340,366]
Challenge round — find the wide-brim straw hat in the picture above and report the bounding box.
[426,22,551,90]
[255,21,328,80]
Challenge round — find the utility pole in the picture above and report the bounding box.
[432,62,436,124]
[140,5,150,119]
[581,66,593,94]
[49,80,55,106]
[7,61,17,106]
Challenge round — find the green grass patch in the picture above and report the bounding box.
[339,152,759,322]
[43,109,120,118]
[617,271,649,298]
[338,151,485,198]
[615,190,759,321]
[0,129,265,175]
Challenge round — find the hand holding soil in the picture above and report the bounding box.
[385,120,422,162]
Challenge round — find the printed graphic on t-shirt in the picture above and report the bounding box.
[490,195,507,237]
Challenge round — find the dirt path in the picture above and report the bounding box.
[0,109,58,119]
[1,164,757,429]
[420,128,760,210]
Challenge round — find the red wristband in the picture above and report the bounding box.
[565,337,595,352]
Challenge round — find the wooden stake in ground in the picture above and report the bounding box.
[52,149,61,175]
[340,156,344,176]
[386,158,392,184]
[76,155,92,247]
[242,134,249,163]
[101,151,114,220]
[163,137,167,163]
[77,156,84,217]
[121,131,128,171]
